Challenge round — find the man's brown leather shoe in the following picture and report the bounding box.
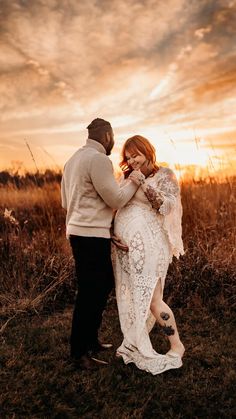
[89,342,113,354]
[72,354,109,370]
[90,355,109,365]
[73,354,98,371]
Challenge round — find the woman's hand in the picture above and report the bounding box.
[129,170,145,186]
[111,235,129,251]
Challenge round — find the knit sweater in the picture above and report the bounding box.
[61,138,138,238]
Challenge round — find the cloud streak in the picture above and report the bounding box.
[0,0,235,170]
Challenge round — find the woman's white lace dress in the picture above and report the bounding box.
[112,167,184,375]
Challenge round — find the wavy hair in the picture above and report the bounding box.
[120,135,159,178]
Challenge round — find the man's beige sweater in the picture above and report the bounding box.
[61,138,137,238]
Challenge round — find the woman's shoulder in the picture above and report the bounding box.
[155,166,175,178]
[154,167,179,188]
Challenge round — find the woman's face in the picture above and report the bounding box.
[125,149,147,171]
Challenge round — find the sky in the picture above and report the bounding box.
[0,0,236,175]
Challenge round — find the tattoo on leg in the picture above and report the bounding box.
[161,324,175,336]
[160,312,170,321]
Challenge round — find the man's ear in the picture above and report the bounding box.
[105,132,111,146]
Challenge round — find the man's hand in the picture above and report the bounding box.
[111,235,129,251]
[129,169,145,185]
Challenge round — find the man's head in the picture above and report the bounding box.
[87,118,114,155]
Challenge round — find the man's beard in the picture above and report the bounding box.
[106,144,114,156]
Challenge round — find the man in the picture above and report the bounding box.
[61,118,141,370]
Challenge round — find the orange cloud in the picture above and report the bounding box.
[0,0,235,172]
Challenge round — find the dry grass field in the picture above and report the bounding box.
[0,172,235,418]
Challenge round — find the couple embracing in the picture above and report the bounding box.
[61,118,185,375]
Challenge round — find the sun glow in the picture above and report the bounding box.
[0,0,235,179]
[109,123,233,180]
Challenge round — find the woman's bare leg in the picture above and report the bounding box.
[150,280,185,357]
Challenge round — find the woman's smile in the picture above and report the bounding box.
[125,150,147,172]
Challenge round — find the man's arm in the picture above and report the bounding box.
[90,154,139,209]
[61,174,67,210]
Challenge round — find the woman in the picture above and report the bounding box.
[112,135,185,375]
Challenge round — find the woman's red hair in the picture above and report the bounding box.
[119,135,159,178]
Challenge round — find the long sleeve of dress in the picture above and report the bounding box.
[156,168,179,216]
[142,168,184,258]
[141,168,179,215]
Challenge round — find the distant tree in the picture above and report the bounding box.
[0,170,62,187]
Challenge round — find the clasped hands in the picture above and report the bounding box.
[129,169,145,185]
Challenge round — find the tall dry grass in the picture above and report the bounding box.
[0,173,235,418]
[166,176,236,315]
[0,174,235,319]
[182,177,235,271]
[0,182,74,319]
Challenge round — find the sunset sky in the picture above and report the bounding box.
[0,0,235,175]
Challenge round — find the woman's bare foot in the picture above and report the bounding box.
[170,342,185,358]
[115,351,122,358]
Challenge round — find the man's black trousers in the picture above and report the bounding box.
[69,235,114,359]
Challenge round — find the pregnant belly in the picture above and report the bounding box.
[114,204,163,243]
[114,204,140,231]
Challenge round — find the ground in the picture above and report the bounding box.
[1,292,235,419]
